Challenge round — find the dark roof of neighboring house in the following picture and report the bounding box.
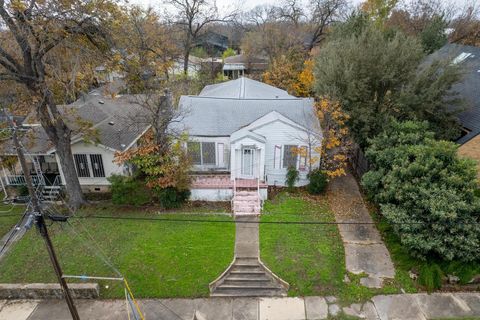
[1,87,150,155]
[195,31,229,50]
[176,77,316,136]
[426,43,480,144]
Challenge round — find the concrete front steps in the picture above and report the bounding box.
[233,191,261,216]
[210,257,288,297]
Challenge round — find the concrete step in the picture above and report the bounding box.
[234,196,259,201]
[229,271,266,276]
[211,287,285,297]
[234,207,260,213]
[223,279,272,286]
[235,191,257,196]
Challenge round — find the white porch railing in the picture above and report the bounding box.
[5,175,46,186]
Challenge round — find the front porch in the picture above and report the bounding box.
[189,174,268,202]
[191,174,267,189]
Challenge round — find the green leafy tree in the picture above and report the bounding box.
[314,19,462,148]
[362,120,480,261]
[420,15,448,54]
[222,47,236,59]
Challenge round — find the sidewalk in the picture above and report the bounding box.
[1,292,480,320]
[327,172,395,288]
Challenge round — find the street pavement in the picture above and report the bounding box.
[1,292,480,320]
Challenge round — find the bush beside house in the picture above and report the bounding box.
[362,120,480,262]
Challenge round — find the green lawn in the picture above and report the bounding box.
[260,192,416,305]
[0,204,25,237]
[0,205,234,298]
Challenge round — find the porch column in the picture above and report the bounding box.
[54,153,66,185]
[230,145,236,181]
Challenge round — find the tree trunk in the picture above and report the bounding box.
[183,49,190,75]
[37,88,86,210]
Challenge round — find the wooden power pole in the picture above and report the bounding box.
[5,109,80,320]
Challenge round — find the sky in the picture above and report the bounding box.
[128,0,473,16]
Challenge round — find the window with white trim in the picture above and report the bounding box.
[74,154,106,178]
[90,154,106,177]
[299,146,308,171]
[283,145,297,169]
[187,141,217,165]
[74,154,90,177]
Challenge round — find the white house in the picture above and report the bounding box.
[0,87,150,195]
[177,77,322,203]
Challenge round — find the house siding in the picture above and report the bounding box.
[68,142,125,192]
[458,134,480,180]
[252,121,319,186]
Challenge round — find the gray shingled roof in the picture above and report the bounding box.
[2,88,150,154]
[425,43,480,144]
[199,77,294,99]
[177,78,316,136]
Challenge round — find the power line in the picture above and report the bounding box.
[69,215,480,226]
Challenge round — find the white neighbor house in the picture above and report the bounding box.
[178,77,322,202]
[0,87,150,194]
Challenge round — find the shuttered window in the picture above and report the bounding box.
[74,154,90,177]
[283,145,297,169]
[90,154,105,177]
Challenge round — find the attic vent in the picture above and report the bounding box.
[452,52,472,64]
[108,121,115,125]
[98,100,105,104]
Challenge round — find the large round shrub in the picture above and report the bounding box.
[362,121,480,262]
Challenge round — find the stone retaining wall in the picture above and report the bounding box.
[0,283,99,299]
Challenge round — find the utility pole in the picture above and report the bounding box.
[4,107,80,320]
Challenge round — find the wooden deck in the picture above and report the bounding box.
[191,175,267,189]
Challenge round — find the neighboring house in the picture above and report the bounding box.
[0,87,150,194]
[176,77,321,202]
[223,54,268,80]
[194,31,229,56]
[427,44,480,179]
[170,56,223,78]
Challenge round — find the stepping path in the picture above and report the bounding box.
[210,215,288,297]
[327,172,395,288]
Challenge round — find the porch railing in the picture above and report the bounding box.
[5,175,50,186]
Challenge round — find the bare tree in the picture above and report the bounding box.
[0,0,115,209]
[165,0,236,73]
[304,0,348,51]
[449,3,480,46]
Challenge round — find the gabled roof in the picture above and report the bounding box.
[176,78,316,136]
[1,86,150,154]
[199,77,294,99]
[425,43,480,144]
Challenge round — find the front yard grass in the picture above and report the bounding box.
[0,204,234,298]
[0,204,25,237]
[260,191,416,305]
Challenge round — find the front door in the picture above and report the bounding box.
[241,148,254,177]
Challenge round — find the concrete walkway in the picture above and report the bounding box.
[2,292,480,319]
[327,173,395,288]
[234,215,259,258]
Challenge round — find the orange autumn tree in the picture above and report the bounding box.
[114,130,191,191]
[315,98,351,178]
[263,57,315,97]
